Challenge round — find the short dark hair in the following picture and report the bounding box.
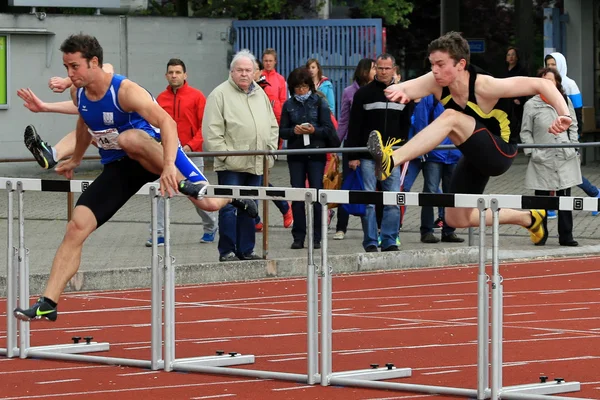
[427,31,470,66]
[376,53,396,66]
[256,60,264,71]
[60,33,103,66]
[353,58,375,86]
[166,58,186,73]
[286,67,315,97]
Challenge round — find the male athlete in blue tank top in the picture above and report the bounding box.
[14,34,257,323]
[365,31,572,247]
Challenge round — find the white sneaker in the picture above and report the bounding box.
[333,231,345,240]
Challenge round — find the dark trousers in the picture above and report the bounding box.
[288,159,325,244]
[216,171,262,257]
[535,188,574,242]
[335,154,352,233]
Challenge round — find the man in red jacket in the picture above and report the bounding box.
[149,58,218,245]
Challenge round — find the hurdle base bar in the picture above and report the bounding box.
[330,366,412,381]
[171,353,255,368]
[499,380,582,399]
[25,349,161,369]
[328,376,478,397]
[0,347,19,357]
[171,362,311,383]
[26,342,110,355]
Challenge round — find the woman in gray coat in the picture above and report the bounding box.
[520,67,581,246]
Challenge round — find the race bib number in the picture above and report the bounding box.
[89,128,121,150]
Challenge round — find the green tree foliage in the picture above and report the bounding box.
[345,0,414,27]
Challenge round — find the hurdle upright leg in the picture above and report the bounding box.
[476,198,490,400]
[1,181,18,358]
[487,199,582,399]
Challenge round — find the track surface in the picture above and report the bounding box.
[1,257,600,399]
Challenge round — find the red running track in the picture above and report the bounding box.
[1,257,600,399]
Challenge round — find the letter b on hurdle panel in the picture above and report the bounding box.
[573,198,583,211]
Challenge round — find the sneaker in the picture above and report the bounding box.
[377,234,382,247]
[396,236,401,246]
[14,297,57,322]
[231,199,259,218]
[434,217,444,229]
[333,231,345,240]
[283,206,293,228]
[219,252,240,262]
[200,232,215,243]
[441,233,465,243]
[145,236,165,247]
[24,125,57,169]
[527,210,548,246]
[255,222,263,232]
[365,245,378,253]
[593,193,600,216]
[239,251,262,260]
[291,240,304,249]
[547,210,557,219]
[178,180,208,199]
[367,130,402,181]
[382,245,399,252]
[421,232,440,243]
[314,242,321,249]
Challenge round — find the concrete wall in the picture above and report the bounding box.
[0,13,233,160]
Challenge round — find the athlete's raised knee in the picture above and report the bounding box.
[117,130,149,155]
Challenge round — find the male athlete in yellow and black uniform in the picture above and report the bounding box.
[367,32,573,246]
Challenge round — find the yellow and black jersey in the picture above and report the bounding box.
[440,65,513,144]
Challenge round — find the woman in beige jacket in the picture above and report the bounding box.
[520,68,581,246]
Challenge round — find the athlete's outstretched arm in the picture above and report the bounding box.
[17,88,78,114]
[479,75,571,133]
[384,72,440,104]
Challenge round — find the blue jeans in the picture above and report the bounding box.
[402,159,443,222]
[216,171,262,257]
[360,159,400,250]
[578,176,599,197]
[288,159,325,244]
[420,162,456,236]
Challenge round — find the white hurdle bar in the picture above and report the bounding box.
[166,185,323,384]
[317,190,588,399]
[0,179,168,368]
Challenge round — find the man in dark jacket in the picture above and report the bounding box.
[346,54,414,252]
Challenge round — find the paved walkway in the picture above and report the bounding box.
[0,154,599,296]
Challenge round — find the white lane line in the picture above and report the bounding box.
[123,346,151,350]
[340,350,375,355]
[190,395,236,399]
[267,356,306,363]
[433,299,464,303]
[192,339,230,344]
[63,328,102,334]
[0,378,268,400]
[531,332,565,337]
[35,379,81,385]
[559,307,590,312]
[504,312,536,317]
[0,365,113,376]
[271,386,314,391]
[117,371,161,377]
[421,369,461,375]
[378,303,410,308]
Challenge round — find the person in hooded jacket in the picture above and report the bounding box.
[520,68,581,246]
[545,52,600,215]
[306,58,336,116]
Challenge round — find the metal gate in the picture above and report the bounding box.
[233,19,383,117]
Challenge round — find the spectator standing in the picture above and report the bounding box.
[149,58,218,246]
[520,68,581,246]
[261,48,287,124]
[504,47,528,143]
[414,95,464,244]
[279,67,336,250]
[203,50,279,262]
[333,58,376,240]
[346,54,414,252]
[306,58,336,116]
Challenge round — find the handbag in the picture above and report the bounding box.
[322,154,342,209]
[341,166,366,216]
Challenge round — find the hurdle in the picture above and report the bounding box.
[166,185,323,384]
[1,179,166,369]
[317,190,586,399]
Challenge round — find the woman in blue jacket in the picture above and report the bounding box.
[280,67,336,250]
[306,58,336,116]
